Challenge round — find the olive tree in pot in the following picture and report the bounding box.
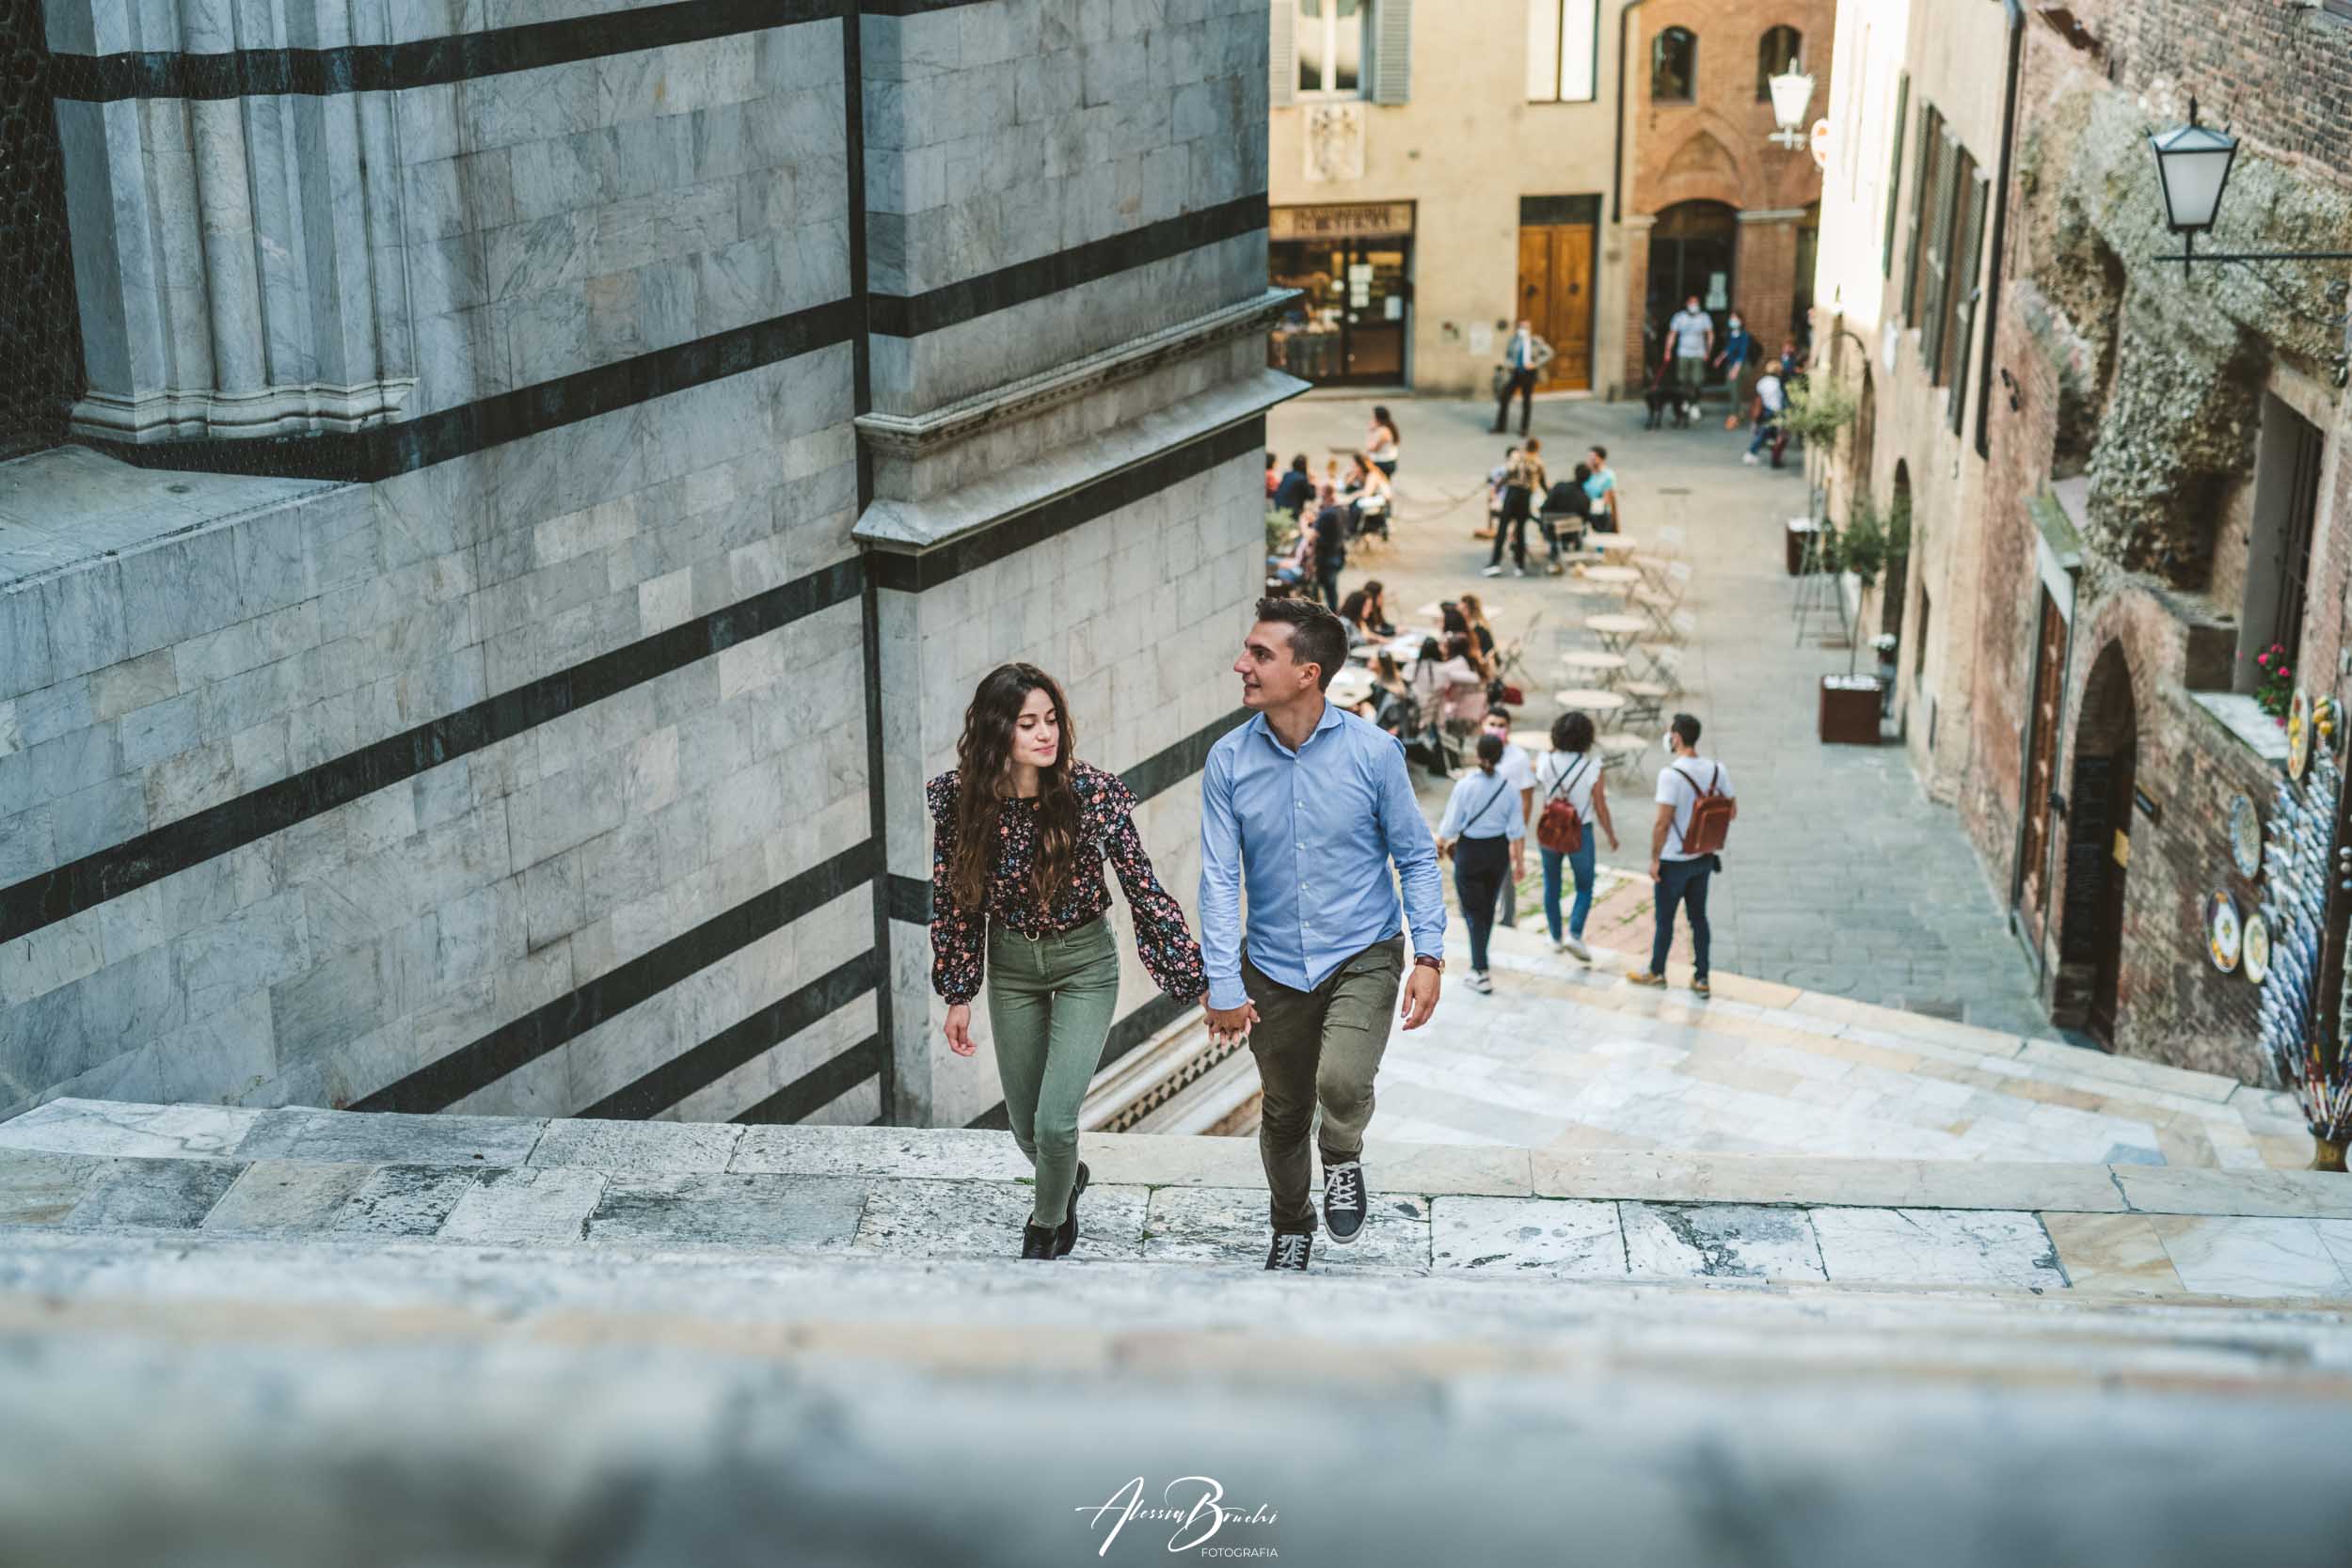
[1819,494,1910,745]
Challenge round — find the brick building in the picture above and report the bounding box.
[1819,0,2352,1079]
[1,0,1290,1132]
[1618,0,1837,395]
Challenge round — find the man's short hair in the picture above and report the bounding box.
[1589,444,1608,461]
[1486,705,1514,726]
[1254,597,1349,691]
[1671,712,1702,749]
[1290,453,1310,472]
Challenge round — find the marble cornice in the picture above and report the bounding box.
[852,288,1299,461]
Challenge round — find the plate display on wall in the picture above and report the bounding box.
[2243,911,2270,985]
[2229,795,2264,880]
[2289,689,2312,781]
[2207,891,2243,973]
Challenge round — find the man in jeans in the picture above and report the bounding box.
[1630,713,1737,997]
[1200,598,1447,1272]
[1492,319,1553,436]
[1661,295,1714,406]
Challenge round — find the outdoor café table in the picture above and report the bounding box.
[1415,600,1502,622]
[1327,666,1375,706]
[1584,613,1647,653]
[1552,688,1628,718]
[1559,650,1629,685]
[1585,535,1640,559]
[1577,565,1643,594]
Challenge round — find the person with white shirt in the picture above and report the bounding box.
[1478,708,1537,927]
[1746,361,1789,467]
[1661,294,1714,402]
[1492,320,1554,437]
[1631,713,1738,996]
[1437,732,1527,994]
[1534,710,1619,961]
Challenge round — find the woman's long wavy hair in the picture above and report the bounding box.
[949,663,1081,914]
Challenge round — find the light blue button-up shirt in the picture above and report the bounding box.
[1198,702,1446,1010]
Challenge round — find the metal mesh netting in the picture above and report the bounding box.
[1,0,83,461]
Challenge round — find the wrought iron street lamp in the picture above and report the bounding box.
[1768,64,1813,151]
[2152,99,2352,272]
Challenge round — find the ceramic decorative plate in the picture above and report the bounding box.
[2243,911,2270,986]
[2289,689,2312,781]
[2207,891,2242,973]
[2230,795,2263,880]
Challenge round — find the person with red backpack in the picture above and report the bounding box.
[1534,710,1620,962]
[1630,713,1737,997]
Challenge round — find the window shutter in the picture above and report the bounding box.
[1372,0,1411,103]
[1917,134,1962,378]
[1947,172,1990,432]
[1271,2,1296,107]
[1881,72,1909,278]
[1901,104,1938,322]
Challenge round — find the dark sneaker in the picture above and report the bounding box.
[1323,1160,1368,1245]
[1265,1231,1313,1271]
[1022,1222,1057,1259]
[1055,1161,1090,1258]
[1692,977,1711,997]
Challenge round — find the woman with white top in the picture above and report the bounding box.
[1438,731,1526,994]
[1367,406,1401,480]
[1534,710,1620,962]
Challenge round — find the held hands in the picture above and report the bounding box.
[1203,998,1259,1047]
[945,1003,977,1056]
[1400,963,1440,1031]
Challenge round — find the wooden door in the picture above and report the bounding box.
[1516,224,1595,392]
[2014,593,2066,943]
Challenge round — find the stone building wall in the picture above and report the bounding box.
[3,0,1292,1130]
[1954,0,2352,1076]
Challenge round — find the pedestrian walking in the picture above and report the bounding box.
[1483,439,1552,578]
[1534,710,1619,961]
[1661,295,1714,412]
[1492,320,1553,436]
[1367,406,1402,480]
[1438,732,1527,995]
[1200,599,1447,1273]
[1477,708,1537,927]
[1584,446,1621,532]
[1629,713,1738,996]
[1714,313,1760,429]
[930,664,1208,1259]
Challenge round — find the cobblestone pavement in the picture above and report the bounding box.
[1267,390,2053,1036]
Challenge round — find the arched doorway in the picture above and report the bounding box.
[2056,642,2137,1047]
[1645,200,1738,363]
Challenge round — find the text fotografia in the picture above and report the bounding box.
[1078,1477,1279,1556]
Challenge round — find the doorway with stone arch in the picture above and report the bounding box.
[1645,200,1738,371]
[2055,641,2137,1047]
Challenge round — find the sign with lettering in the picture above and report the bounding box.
[1271,202,1417,242]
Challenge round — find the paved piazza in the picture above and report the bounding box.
[1267,392,2053,1037]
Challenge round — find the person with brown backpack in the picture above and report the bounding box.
[1534,711,1620,962]
[1630,713,1737,997]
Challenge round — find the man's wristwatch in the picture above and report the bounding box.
[1412,955,1443,974]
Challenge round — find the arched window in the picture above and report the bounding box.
[1756,25,1803,101]
[1651,26,1695,103]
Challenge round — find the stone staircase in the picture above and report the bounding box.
[8,1097,2352,1565]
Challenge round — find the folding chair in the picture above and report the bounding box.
[1597,730,1651,786]
[1614,643,1684,731]
[1493,609,1545,693]
[1631,560,1692,635]
[1630,610,1695,683]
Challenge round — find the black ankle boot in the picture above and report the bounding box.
[1055,1162,1089,1259]
[1021,1222,1057,1259]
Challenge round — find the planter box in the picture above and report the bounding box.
[1786,518,1819,577]
[1820,675,1884,746]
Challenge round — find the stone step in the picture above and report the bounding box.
[9,1101,2352,1301]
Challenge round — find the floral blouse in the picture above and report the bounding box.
[928,762,1207,1006]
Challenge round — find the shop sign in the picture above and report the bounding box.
[1271,202,1416,242]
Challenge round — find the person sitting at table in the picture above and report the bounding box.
[1340,453,1393,540]
[1456,594,1501,667]
[1336,588,1382,651]
[1268,517,1313,590]
[1360,579,1398,638]
[1544,465,1594,557]
[1401,639,1454,774]
[1272,454,1315,519]
[1437,634,1489,733]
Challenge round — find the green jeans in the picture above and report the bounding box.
[1242,937,1406,1234]
[986,916,1121,1227]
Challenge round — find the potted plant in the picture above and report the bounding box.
[1819,494,1906,746]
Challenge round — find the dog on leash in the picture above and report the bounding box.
[1642,380,1699,430]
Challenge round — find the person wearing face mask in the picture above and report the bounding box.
[1477,707,1536,927]
[1714,313,1759,430]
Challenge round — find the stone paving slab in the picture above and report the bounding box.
[1428,1195,1624,1277]
[1809,1208,2066,1291]
[1142,1185,1433,1271]
[2151,1215,2351,1300]
[437,1165,607,1245]
[331,1164,490,1238]
[731,1124,1031,1181]
[583,1172,869,1251]
[2041,1212,2187,1298]
[235,1106,547,1166]
[0,1147,104,1227]
[204,1160,378,1236]
[1531,1151,2130,1214]
[62,1157,246,1231]
[0,1098,262,1159]
[855,1177,1153,1262]
[1621,1201,1828,1282]
[529,1117,746,1174]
